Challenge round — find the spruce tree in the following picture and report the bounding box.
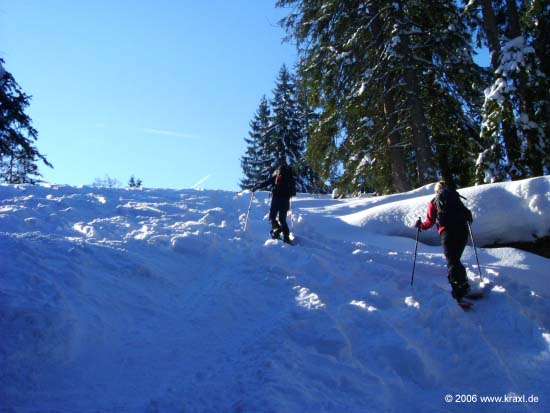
[526,0,550,174]
[240,67,326,194]
[0,58,51,184]
[295,75,329,193]
[240,96,272,190]
[269,65,308,192]
[467,0,548,182]
[269,65,303,162]
[278,0,484,193]
[128,176,143,189]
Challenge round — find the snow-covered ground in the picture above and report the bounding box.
[1,177,549,413]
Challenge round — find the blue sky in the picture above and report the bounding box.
[0,1,297,190]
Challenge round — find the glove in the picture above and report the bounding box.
[415,218,422,231]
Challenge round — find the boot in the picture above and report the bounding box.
[270,228,282,240]
[282,231,291,244]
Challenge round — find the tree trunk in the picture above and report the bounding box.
[401,36,435,185]
[384,89,412,193]
[480,0,501,69]
[505,0,521,39]
[371,0,411,193]
[436,137,452,186]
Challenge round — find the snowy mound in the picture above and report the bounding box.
[340,176,550,246]
[1,178,549,412]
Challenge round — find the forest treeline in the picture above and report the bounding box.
[240,0,549,195]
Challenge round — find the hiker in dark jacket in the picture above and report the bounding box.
[253,159,296,243]
[416,181,473,302]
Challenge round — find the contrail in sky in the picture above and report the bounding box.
[191,175,211,189]
[140,128,196,139]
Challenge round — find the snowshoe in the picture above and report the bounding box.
[457,298,473,310]
[464,291,484,300]
[270,228,282,240]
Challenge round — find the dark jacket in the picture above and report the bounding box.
[255,166,296,198]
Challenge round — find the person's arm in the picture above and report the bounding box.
[417,201,437,231]
[253,176,274,192]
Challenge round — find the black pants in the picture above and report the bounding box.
[269,195,290,238]
[440,225,470,300]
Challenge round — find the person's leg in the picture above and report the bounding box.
[278,198,291,241]
[455,225,469,261]
[441,228,470,300]
[269,198,281,231]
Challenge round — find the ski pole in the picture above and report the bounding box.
[467,221,483,279]
[243,191,255,232]
[411,219,421,286]
[289,197,295,232]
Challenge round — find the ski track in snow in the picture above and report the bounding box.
[0,179,549,412]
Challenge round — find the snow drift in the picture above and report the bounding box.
[1,177,549,412]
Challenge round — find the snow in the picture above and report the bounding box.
[485,36,536,104]
[484,77,509,103]
[1,177,549,412]
[496,36,535,78]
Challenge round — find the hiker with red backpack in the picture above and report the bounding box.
[253,158,297,243]
[415,181,475,305]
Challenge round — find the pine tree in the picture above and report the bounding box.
[278,0,484,193]
[521,0,550,175]
[269,66,303,162]
[295,71,329,193]
[520,0,550,176]
[0,58,52,183]
[128,176,143,189]
[278,0,388,193]
[468,0,548,182]
[269,65,308,192]
[415,0,485,187]
[240,96,272,190]
[240,67,327,194]
[0,143,44,184]
[372,0,484,188]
